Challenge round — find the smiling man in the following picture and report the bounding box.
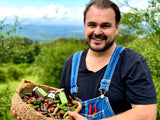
[60,0,157,120]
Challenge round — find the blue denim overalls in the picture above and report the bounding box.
[70,46,124,120]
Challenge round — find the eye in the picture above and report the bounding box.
[102,25,109,28]
[101,23,112,29]
[87,22,97,28]
[88,24,96,27]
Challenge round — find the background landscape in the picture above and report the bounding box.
[19,25,84,42]
[0,0,159,119]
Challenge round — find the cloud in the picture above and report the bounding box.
[0,1,149,25]
[119,0,149,13]
[130,0,148,10]
[0,4,84,25]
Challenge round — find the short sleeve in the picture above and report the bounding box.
[125,56,157,104]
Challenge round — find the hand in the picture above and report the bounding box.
[68,111,88,120]
[10,107,21,120]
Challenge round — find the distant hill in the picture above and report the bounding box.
[18,24,84,42]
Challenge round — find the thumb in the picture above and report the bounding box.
[68,111,87,120]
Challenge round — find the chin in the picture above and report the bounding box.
[90,48,107,52]
[89,45,107,52]
[89,43,114,52]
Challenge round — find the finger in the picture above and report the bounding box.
[11,109,17,117]
[10,107,21,119]
[10,106,14,111]
[17,116,21,120]
[68,111,87,120]
[68,111,74,116]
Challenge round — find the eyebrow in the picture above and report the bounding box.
[101,22,112,26]
[87,22,96,25]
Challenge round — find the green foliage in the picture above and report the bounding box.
[0,17,40,64]
[0,17,24,59]
[34,38,87,87]
[0,86,14,120]
[33,43,41,56]
[121,0,160,37]
[7,66,24,81]
[116,28,138,45]
[0,68,7,83]
[12,50,35,64]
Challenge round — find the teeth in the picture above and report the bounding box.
[94,39,102,41]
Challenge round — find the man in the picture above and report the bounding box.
[60,0,157,120]
[11,0,157,119]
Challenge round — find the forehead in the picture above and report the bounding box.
[85,5,116,24]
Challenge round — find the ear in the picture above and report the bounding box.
[115,23,120,35]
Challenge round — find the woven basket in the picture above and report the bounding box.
[11,79,82,120]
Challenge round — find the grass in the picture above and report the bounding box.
[0,69,39,120]
[0,75,38,95]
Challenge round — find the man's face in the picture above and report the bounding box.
[84,5,119,52]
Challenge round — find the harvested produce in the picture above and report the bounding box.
[20,90,78,119]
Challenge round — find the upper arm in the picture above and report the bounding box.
[60,55,73,90]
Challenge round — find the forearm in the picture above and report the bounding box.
[101,104,157,120]
[68,104,157,120]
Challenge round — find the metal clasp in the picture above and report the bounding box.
[99,89,107,99]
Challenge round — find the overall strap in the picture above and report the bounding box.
[100,46,124,92]
[70,51,83,95]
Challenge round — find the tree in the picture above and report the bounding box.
[34,38,87,87]
[116,28,138,45]
[120,0,160,45]
[0,16,23,63]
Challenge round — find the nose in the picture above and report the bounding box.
[93,26,102,35]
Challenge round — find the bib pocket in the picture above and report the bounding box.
[79,96,115,119]
[81,110,105,120]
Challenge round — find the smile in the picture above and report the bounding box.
[89,34,107,41]
[94,38,103,41]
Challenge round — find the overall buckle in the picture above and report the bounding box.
[99,89,108,98]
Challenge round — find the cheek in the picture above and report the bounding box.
[84,28,93,37]
[107,29,118,38]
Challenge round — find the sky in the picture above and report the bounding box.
[0,0,149,25]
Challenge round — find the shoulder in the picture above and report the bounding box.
[119,48,147,69]
[121,48,145,62]
[116,47,152,82]
[64,55,73,65]
[63,49,88,68]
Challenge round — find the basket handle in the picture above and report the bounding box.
[65,100,82,119]
[72,100,82,113]
[16,79,38,94]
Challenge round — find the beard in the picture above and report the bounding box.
[85,34,115,52]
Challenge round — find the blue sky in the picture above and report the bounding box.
[0,0,89,9]
[0,0,148,25]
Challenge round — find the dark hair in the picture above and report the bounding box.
[83,0,121,25]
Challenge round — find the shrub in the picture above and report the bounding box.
[0,69,6,83]
[34,38,87,87]
[0,86,14,120]
[7,66,24,81]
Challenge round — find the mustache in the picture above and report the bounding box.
[89,34,107,40]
